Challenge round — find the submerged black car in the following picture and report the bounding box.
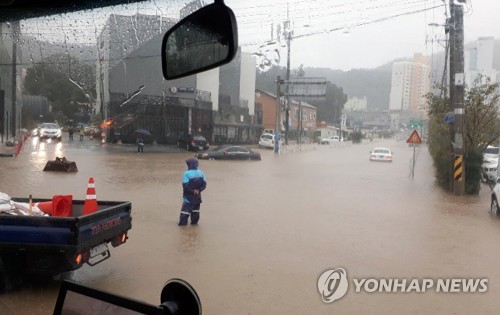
[178,134,209,151]
[195,145,261,161]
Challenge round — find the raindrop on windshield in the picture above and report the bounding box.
[252,41,281,72]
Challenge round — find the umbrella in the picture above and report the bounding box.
[134,129,151,136]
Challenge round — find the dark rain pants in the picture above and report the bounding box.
[179,202,200,225]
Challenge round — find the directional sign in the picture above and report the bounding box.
[406,130,422,145]
[409,118,423,128]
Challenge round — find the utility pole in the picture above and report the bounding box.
[298,100,302,146]
[284,5,292,145]
[275,76,282,154]
[11,21,19,139]
[449,0,465,195]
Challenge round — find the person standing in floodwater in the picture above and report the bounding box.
[68,126,74,141]
[79,128,85,141]
[178,158,207,226]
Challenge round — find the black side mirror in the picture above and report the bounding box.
[160,278,201,315]
[161,0,238,80]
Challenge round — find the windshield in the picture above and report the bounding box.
[484,147,499,155]
[373,149,390,154]
[1,1,500,314]
[214,145,229,151]
[40,123,59,129]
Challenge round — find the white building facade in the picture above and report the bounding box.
[389,61,413,111]
[344,96,368,111]
[465,36,497,87]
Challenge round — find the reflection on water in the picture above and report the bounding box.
[26,138,68,169]
[1,139,499,314]
[177,226,203,254]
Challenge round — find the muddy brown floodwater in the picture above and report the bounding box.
[0,137,498,314]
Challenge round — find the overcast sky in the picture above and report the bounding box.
[227,0,500,71]
[20,0,499,72]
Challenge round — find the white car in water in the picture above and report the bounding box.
[39,123,62,141]
[369,147,393,162]
[258,133,277,149]
[319,135,342,144]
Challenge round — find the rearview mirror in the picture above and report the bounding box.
[161,0,238,80]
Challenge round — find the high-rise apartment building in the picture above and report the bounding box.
[389,53,430,114]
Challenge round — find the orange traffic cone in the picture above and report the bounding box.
[52,195,73,217]
[36,201,54,215]
[83,177,98,215]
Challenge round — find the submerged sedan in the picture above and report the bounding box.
[369,147,393,162]
[195,145,261,161]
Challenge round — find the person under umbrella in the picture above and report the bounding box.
[136,136,144,153]
[134,129,150,153]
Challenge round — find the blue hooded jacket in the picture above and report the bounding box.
[183,158,207,203]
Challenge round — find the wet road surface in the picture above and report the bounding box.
[0,136,498,314]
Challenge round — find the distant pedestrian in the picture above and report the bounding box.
[79,128,85,141]
[178,158,207,226]
[137,136,144,153]
[68,126,74,141]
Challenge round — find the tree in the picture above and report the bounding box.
[426,91,452,189]
[463,79,500,151]
[427,80,500,194]
[255,65,287,92]
[23,53,96,121]
[309,81,348,125]
[293,64,305,78]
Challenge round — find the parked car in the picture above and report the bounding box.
[178,134,209,151]
[38,123,62,141]
[482,159,498,183]
[258,133,282,149]
[84,125,101,136]
[369,147,393,162]
[491,178,500,214]
[195,145,261,160]
[483,145,499,161]
[319,135,342,144]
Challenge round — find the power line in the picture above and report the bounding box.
[291,4,444,40]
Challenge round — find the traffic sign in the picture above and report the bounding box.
[409,118,423,128]
[406,130,422,145]
[444,114,454,124]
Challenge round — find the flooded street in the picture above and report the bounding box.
[0,137,499,314]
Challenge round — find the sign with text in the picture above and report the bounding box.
[287,77,326,100]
